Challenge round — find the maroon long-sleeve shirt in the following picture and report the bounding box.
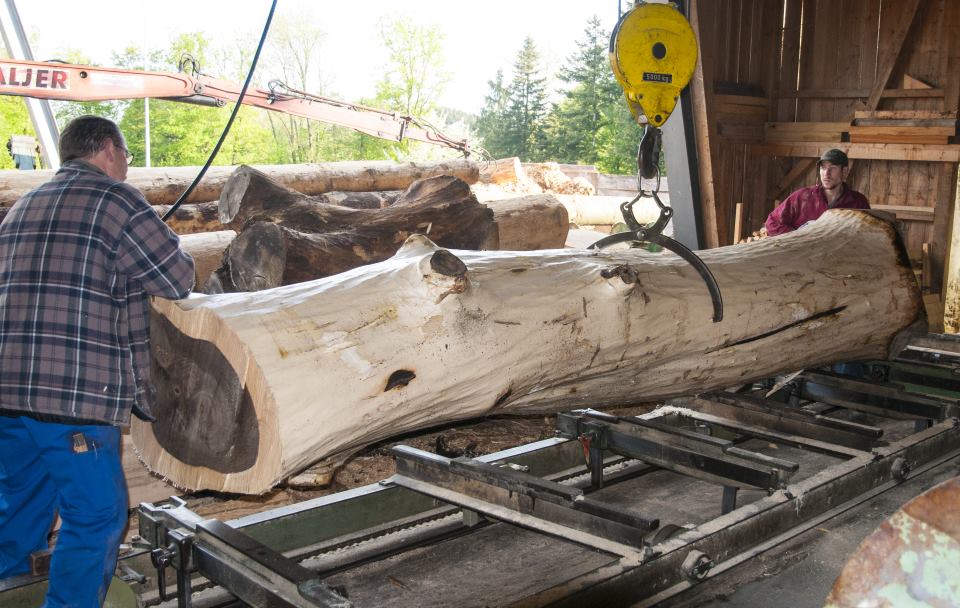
[765,184,870,236]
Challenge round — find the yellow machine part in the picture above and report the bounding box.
[610,2,698,128]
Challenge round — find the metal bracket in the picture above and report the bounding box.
[588,191,723,323]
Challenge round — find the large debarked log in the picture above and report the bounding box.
[133,210,925,494]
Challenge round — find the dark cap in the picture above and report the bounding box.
[817,148,848,167]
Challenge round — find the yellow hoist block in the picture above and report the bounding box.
[610,2,698,128]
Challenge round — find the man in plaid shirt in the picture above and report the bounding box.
[0,115,195,606]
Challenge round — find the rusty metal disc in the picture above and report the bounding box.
[824,475,960,607]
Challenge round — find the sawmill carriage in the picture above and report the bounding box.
[2,1,960,606]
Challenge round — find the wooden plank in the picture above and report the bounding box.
[690,0,720,249]
[903,74,933,89]
[764,121,848,142]
[753,142,960,162]
[835,0,868,119]
[777,0,802,122]
[854,110,958,120]
[796,0,817,122]
[811,0,842,121]
[852,118,957,128]
[857,0,880,87]
[782,88,944,99]
[714,93,768,107]
[847,125,952,144]
[870,204,935,222]
[737,0,753,83]
[717,122,764,143]
[936,0,960,305]
[733,202,744,245]
[866,0,924,110]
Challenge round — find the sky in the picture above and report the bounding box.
[16,0,622,114]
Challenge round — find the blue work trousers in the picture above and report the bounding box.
[0,416,128,607]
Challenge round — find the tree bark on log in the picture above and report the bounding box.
[133,210,925,494]
[178,230,236,291]
[212,169,498,291]
[318,190,399,209]
[154,202,223,234]
[484,195,569,250]
[0,159,480,206]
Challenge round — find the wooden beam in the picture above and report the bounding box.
[866,0,924,110]
[781,88,944,99]
[689,0,721,249]
[754,142,960,163]
[870,205,935,222]
[847,125,953,145]
[773,159,816,201]
[764,121,848,142]
[854,110,958,120]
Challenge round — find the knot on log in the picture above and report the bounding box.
[430,249,468,277]
[601,264,639,284]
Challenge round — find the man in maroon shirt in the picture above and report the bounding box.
[764,148,870,236]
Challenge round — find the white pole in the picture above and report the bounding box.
[143,13,151,167]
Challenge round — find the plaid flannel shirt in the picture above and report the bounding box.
[0,160,194,426]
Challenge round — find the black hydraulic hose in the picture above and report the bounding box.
[162,0,277,221]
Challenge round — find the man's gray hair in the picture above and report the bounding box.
[58,115,124,162]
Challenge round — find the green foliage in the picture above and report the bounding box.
[476,17,643,173]
[374,16,450,118]
[476,38,550,161]
[5,14,648,174]
[0,98,34,169]
[503,37,550,161]
[475,69,510,158]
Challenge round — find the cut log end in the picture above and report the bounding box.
[150,314,260,473]
[218,166,254,225]
[227,222,287,291]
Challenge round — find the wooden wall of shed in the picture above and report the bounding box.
[689,0,960,303]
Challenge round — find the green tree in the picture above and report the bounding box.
[595,100,643,174]
[544,16,616,164]
[368,15,452,160]
[475,69,510,158]
[108,34,278,167]
[501,37,550,161]
[543,15,643,173]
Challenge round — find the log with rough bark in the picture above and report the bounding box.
[484,195,570,250]
[210,169,498,291]
[0,159,480,206]
[154,202,223,234]
[133,210,924,494]
[178,230,236,291]
[318,190,399,209]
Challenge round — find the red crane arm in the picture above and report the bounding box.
[0,58,469,154]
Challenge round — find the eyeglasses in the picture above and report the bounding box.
[115,141,133,164]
